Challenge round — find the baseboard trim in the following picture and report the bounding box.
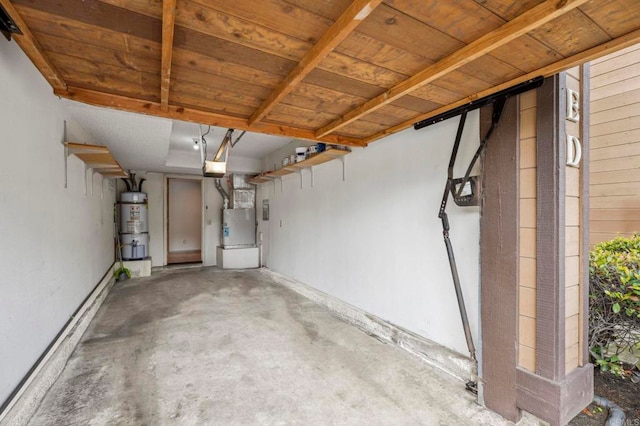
[261,268,476,382]
[0,263,116,425]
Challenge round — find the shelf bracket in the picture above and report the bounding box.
[297,170,303,189]
[310,166,315,188]
[341,156,347,182]
[64,144,69,189]
[84,165,94,196]
[63,121,68,189]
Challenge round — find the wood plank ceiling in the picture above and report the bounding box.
[3,0,640,147]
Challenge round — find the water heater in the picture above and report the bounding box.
[119,192,149,260]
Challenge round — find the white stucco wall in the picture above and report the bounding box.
[0,40,116,405]
[228,155,262,174]
[258,114,481,355]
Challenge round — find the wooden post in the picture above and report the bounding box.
[480,97,521,422]
[514,72,593,426]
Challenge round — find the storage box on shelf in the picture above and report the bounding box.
[248,148,348,184]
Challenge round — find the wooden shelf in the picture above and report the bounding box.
[248,149,348,184]
[249,175,273,184]
[269,168,295,177]
[64,142,128,178]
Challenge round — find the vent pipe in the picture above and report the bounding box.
[215,178,229,209]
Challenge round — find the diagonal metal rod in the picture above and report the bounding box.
[438,112,476,361]
[441,211,476,361]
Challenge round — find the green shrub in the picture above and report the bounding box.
[589,234,640,375]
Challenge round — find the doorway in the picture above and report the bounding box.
[167,178,202,264]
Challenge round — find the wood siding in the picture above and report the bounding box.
[590,44,640,245]
[515,71,593,426]
[519,89,537,372]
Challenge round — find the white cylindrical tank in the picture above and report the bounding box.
[119,192,149,260]
[120,233,149,260]
[119,192,148,234]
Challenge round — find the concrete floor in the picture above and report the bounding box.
[29,267,513,425]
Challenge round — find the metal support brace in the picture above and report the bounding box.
[310,166,315,188]
[437,111,477,363]
[412,78,545,390]
[429,80,538,370]
[341,156,347,181]
[297,170,303,189]
[435,99,507,368]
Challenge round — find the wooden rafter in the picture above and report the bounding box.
[160,0,177,111]
[361,27,640,145]
[54,86,367,147]
[248,0,382,125]
[315,0,591,138]
[0,0,66,90]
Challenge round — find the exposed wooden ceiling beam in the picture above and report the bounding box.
[248,0,382,126]
[0,0,66,90]
[160,0,177,112]
[315,0,591,138]
[55,86,367,147]
[361,27,640,145]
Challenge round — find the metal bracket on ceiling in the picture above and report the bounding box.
[414,77,544,130]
